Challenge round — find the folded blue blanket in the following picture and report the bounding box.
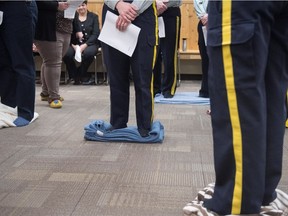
[84,120,164,143]
[154,92,210,105]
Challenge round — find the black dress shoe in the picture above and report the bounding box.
[138,128,150,137]
[153,90,161,97]
[82,80,95,85]
[163,92,174,98]
[199,91,209,98]
[73,80,81,85]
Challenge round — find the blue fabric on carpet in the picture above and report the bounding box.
[154,92,210,105]
[84,120,164,143]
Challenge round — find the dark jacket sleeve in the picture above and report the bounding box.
[73,13,82,33]
[85,12,100,46]
[71,13,81,44]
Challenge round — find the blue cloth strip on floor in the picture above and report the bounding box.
[84,120,164,143]
[154,92,210,105]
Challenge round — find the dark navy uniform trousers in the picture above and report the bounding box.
[205,1,288,214]
[0,1,35,121]
[103,2,158,133]
[153,7,181,96]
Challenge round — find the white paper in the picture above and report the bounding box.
[98,11,141,57]
[0,11,3,26]
[202,26,207,46]
[74,45,82,62]
[158,17,165,38]
[64,0,83,19]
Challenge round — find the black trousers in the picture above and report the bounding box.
[63,44,98,80]
[103,3,158,132]
[205,1,288,214]
[0,1,35,121]
[197,21,209,97]
[153,8,181,96]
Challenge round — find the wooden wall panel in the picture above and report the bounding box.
[86,0,104,27]
[179,2,199,52]
[86,0,199,52]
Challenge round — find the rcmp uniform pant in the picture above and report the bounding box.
[154,8,181,96]
[205,1,288,214]
[197,20,209,97]
[0,1,35,121]
[103,3,158,132]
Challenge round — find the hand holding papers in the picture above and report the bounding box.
[64,0,83,19]
[98,11,141,57]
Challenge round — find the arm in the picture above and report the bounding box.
[131,0,153,14]
[193,0,208,25]
[104,0,153,14]
[84,12,100,47]
[104,0,153,31]
[72,13,83,43]
[166,0,182,8]
[193,0,208,19]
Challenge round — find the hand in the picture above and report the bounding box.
[72,44,77,51]
[32,43,38,52]
[76,32,84,42]
[156,0,168,15]
[79,44,87,53]
[58,2,69,11]
[201,14,208,26]
[115,1,138,31]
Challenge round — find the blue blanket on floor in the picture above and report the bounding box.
[154,92,210,105]
[84,120,164,143]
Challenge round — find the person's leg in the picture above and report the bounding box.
[153,47,162,96]
[0,31,16,108]
[161,11,181,98]
[63,46,77,80]
[35,31,70,106]
[204,1,283,214]
[0,2,35,123]
[108,46,130,129]
[79,44,98,83]
[198,21,209,98]
[262,6,288,205]
[34,40,60,101]
[101,7,130,129]
[131,3,158,136]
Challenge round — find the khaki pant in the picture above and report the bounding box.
[34,31,70,100]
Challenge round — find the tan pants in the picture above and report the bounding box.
[34,31,70,100]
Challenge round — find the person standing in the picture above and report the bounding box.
[193,0,209,98]
[103,0,158,137]
[0,1,36,127]
[184,1,288,215]
[63,0,100,85]
[34,0,80,108]
[153,0,182,98]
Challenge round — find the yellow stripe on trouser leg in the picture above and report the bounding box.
[150,1,158,123]
[171,16,180,95]
[222,0,243,214]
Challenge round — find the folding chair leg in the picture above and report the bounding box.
[94,55,98,84]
